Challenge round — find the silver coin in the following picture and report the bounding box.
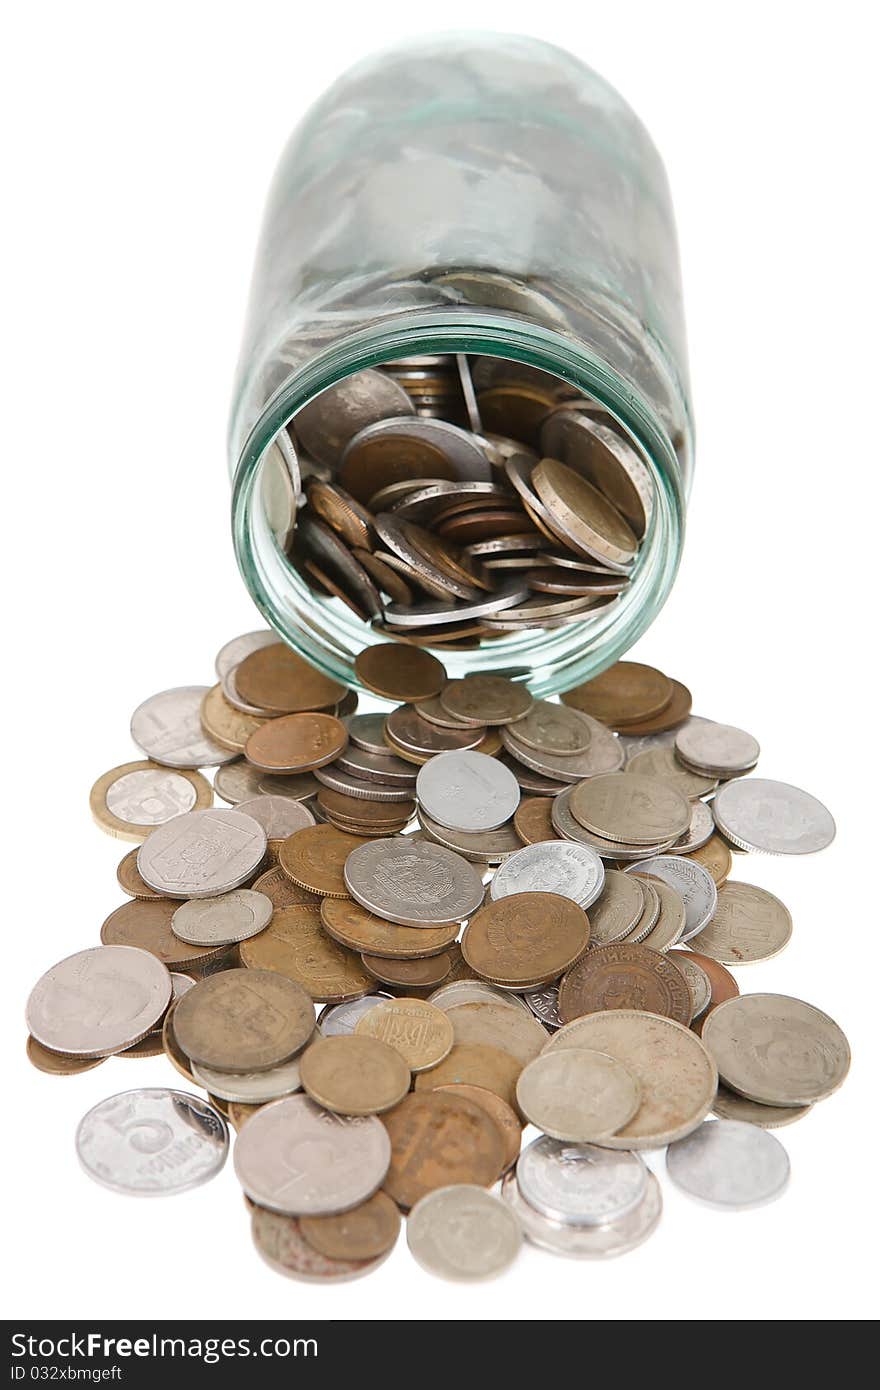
[235,796,316,838]
[104,767,198,827]
[428,980,532,1014]
[294,369,415,467]
[516,1050,641,1142]
[409,696,477,730]
[391,480,508,522]
[384,580,531,628]
[539,407,653,536]
[524,984,563,1029]
[503,1168,662,1259]
[489,841,604,909]
[463,533,543,558]
[587,871,646,945]
[345,714,395,755]
[407,1185,522,1281]
[499,753,568,796]
[623,880,661,942]
[666,1118,790,1209]
[712,778,836,855]
[313,764,415,802]
[507,700,592,755]
[233,1093,390,1214]
[260,433,300,549]
[27,946,171,1057]
[214,629,277,679]
[130,687,238,769]
[625,855,717,940]
[374,514,482,602]
[516,1135,648,1226]
[552,786,674,859]
[668,952,712,1020]
[618,716,713,764]
[665,799,715,854]
[221,663,277,718]
[334,745,417,786]
[191,1054,304,1103]
[675,721,760,777]
[76,1088,228,1195]
[137,809,267,899]
[318,995,392,1036]
[688,881,792,965]
[712,1085,812,1129]
[345,416,492,486]
[416,750,520,832]
[701,993,850,1106]
[344,838,484,927]
[214,761,319,805]
[502,714,624,783]
[416,808,522,864]
[171,889,274,945]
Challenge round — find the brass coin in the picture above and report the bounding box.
[354,644,446,702]
[300,1034,411,1115]
[440,675,533,726]
[252,864,319,907]
[476,384,560,446]
[159,1004,195,1083]
[354,998,454,1071]
[613,679,692,734]
[241,906,374,1003]
[532,459,638,568]
[558,943,692,1025]
[462,893,589,986]
[684,835,733,886]
[561,661,673,725]
[588,870,646,945]
[569,772,691,844]
[316,790,417,828]
[306,481,375,549]
[362,952,452,989]
[321,898,458,960]
[445,1001,549,1065]
[235,643,346,715]
[299,1190,401,1261]
[26,1036,106,1077]
[381,1090,506,1209]
[172,967,315,1071]
[200,683,269,753]
[633,877,687,951]
[626,746,717,800]
[245,712,348,774]
[412,1043,522,1112]
[116,848,166,900]
[340,433,457,503]
[352,549,413,605]
[117,1032,166,1059]
[513,797,557,844]
[278,824,369,897]
[435,1084,522,1171]
[101,899,227,971]
[90,760,213,842]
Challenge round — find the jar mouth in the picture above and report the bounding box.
[231,309,685,697]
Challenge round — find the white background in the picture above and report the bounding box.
[4,1,878,1323]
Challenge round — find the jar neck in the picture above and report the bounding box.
[231,309,687,696]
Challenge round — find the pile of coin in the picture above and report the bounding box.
[268,357,651,641]
[26,635,849,1283]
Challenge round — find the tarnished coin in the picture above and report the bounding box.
[101,900,227,969]
[507,700,592,754]
[245,712,348,773]
[412,1044,522,1110]
[667,951,712,1021]
[26,1036,106,1076]
[171,889,273,946]
[252,864,323,908]
[279,824,370,897]
[621,879,660,942]
[137,809,267,899]
[462,893,589,987]
[516,1050,641,1141]
[587,870,646,945]
[712,778,836,855]
[558,943,692,1026]
[90,761,213,841]
[354,644,446,701]
[516,1135,648,1225]
[686,949,740,1028]
[626,745,717,800]
[214,761,320,805]
[546,1010,718,1149]
[295,369,415,468]
[27,945,171,1057]
[440,675,533,726]
[200,684,269,753]
[385,704,488,760]
[626,855,717,941]
[513,797,557,845]
[444,1002,549,1066]
[489,841,604,909]
[666,1118,790,1209]
[503,713,624,783]
[300,1035,411,1116]
[116,848,167,900]
[712,1085,812,1129]
[344,838,484,927]
[503,1167,662,1259]
[235,643,345,715]
[675,721,760,777]
[241,907,374,1002]
[569,772,690,845]
[76,1089,228,1195]
[234,796,316,839]
[252,1207,389,1282]
[235,1093,391,1214]
[701,993,850,1106]
[561,662,672,725]
[416,750,520,832]
[614,681,694,737]
[318,995,392,1037]
[435,1085,522,1170]
[380,1091,505,1209]
[354,999,454,1071]
[130,687,238,768]
[190,1054,303,1104]
[407,1185,522,1281]
[321,898,458,959]
[532,459,638,568]
[361,952,451,989]
[306,480,375,549]
[689,881,792,964]
[171,968,314,1072]
[539,406,652,534]
[685,835,733,886]
[300,1190,401,1261]
[417,809,522,864]
[523,985,562,1030]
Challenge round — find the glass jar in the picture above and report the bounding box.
[228,32,693,697]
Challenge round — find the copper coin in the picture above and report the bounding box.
[299,1034,411,1116]
[245,712,348,774]
[116,848,166,900]
[613,679,693,735]
[299,1190,401,1261]
[200,683,269,753]
[306,481,375,549]
[685,949,741,1033]
[354,999,454,1071]
[361,952,452,989]
[435,1084,522,1170]
[172,967,315,1072]
[476,384,560,447]
[385,704,486,757]
[685,836,733,886]
[241,906,374,1003]
[251,1207,385,1282]
[117,1032,166,1059]
[462,893,589,987]
[354,644,446,702]
[412,1043,522,1111]
[381,1091,506,1209]
[316,790,416,828]
[561,662,673,725]
[302,557,373,623]
[278,824,369,897]
[26,1036,106,1077]
[513,797,557,844]
[251,864,319,907]
[340,433,457,503]
[235,643,346,715]
[558,943,692,1025]
[321,898,458,960]
[100,899,227,971]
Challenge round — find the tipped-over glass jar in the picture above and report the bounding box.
[228,32,693,697]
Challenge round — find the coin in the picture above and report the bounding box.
[295,369,415,467]
[489,841,604,909]
[635,877,687,951]
[235,643,345,715]
[385,704,486,758]
[137,808,267,898]
[513,797,557,844]
[361,952,451,989]
[344,838,484,926]
[26,1036,106,1076]
[569,772,690,845]
[252,864,321,907]
[523,985,562,1030]
[407,1185,522,1280]
[190,1053,303,1103]
[434,1085,522,1170]
[412,1044,522,1110]
[712,778,836,855]
[215,630,278,679]
[306,480,375,549]
[561,662,672,725]
[354,999,454,1071]
[214,762,320,805]
[440,675,533,726]
[531,459,638,567]
[516,1135,648,1225]
[626,855,717,941]
[462,893,589,986]
[516,1050,641,1141]
[666,1118,790,1209]
[251,1207,388,1282]
[685,835,733,885]
[546,1010,718,1148]
[200,683,269,753]
[299,1035,411,1116]
[558,943,692,1025]
[626,745,717,800]
[503,1167,662,1259]
[101,898,226,970]
[116,848,166,900]
[26,945,171,1057]
[586,870,646,945]
[345,713,394,753]
[234,796,316,838]
[665,799,715,855]
[279,824,369,897]
[321,898,458,959]
[415,750,520,833]
[667,951,712,1020]
[444,1001,549,1066]
[685,949,740,1029]
[241,907,374,1002]
[171,968,314,1071]
[354,644,446,701]
[245,712,348,773]
[235,1093,391,1214]
[90,761,213,841]
[383,580,530,628]
[318,995,392,1037]
[76,1088,228,1194]
[353,548,414,603]
[712,1085,811,1128]
[416,809,522,864]
[701,993,850,1105]
[507,700,592,754]
[675,721,760,777]
[614,680,694,736]
[130,687,238,768]
[170,889,273,946]
[299,1190,401,1261]
[428,980,532,1014]
[540,407,652,534]
[688,881,792,964]
[380,1091,505,1209]
[502,713,623,782]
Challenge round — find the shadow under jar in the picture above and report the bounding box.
[229,33,693,698]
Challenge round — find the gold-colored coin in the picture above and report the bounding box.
[435,1083,523,1171]
[101,898,227,970]
[235,642,346,715]
[440,675,533,726]
[89,760,213,842]
[561,660,673,724]
[117,1032,166,1059]
[172,967,315,1072]
[532,458,638,567]
[162,1005,197,1084]
[413,1043,522,1111]
[476,384,560,447]
[299,1035,411,1115]
[299,1191,401,1260]
[626,746,717,800]
[614,679,692,734]
[513,796,556,844]
[361,952,452,989]
[444,1001,548,1065]
[339,433,457,502]
[228,1101,265,1131]
[278,824,369,897]
[26,1036,106,1076]
[252,864,320,907]
[200,683,269,752]
[321,898,458,959]
[245,712,348,773]
[354,644,446,702]
[462,893,589,986]
[685,834,733,886]
[354,998,454,1071]
[116,848,166,900]
[306,481,375,549]
[241,906,374,1003]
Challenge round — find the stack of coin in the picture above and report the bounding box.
[27,634,849,1282]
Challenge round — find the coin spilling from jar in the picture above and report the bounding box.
[27,634,847,1283]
